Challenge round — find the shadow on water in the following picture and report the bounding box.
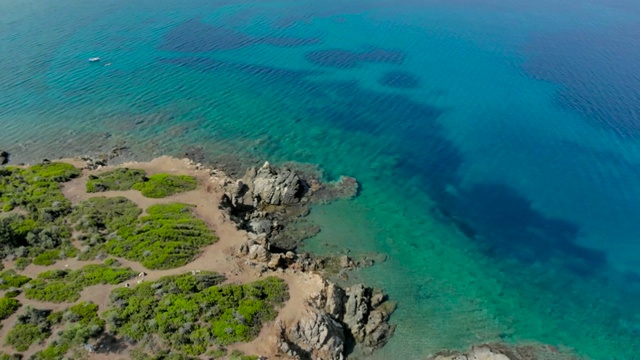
[433,183,608,277]
[304,48,405,68]
[378,70,421,88]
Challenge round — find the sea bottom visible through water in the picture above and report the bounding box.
[2,0,640,358]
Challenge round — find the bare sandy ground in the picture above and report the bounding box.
[0,156,324,359]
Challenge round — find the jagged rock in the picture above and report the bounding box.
[371,292,386,308]
[279,310,346,360]
[343,284,370,342]
[0,150,9,165]
[324,283,346,319]
[249,219,272,234]
[248,161,302,206]
[81,155,108,170]
[339,255,353,269]
[267,253,285,269]
[247,243,270,263]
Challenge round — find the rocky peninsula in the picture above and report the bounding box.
[0,149,582,360]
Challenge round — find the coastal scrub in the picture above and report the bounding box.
[103,273,288,357]
[24,263,136,303]
[85,168,197,198]
[0,296,20,320]
[104,203,217,269]
[0,162,80,262]
[86,168,146,193]
[132,174,197,198]
[5,306,53,351]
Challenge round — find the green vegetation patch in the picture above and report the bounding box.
[72,196,142,233]
[0,297,20,320]
[104,203,217,269]
[25,263,136,303]
[104,273,287,357]
[86,168,147,193]
[33,249,61,266]
[85,169,197,198]
[0,162,79,261]
[0,270,31,289]
[5,307,53,351]
[31,302,105,360]
[132,174,197,198]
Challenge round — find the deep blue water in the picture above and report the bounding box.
[1,0,640,358]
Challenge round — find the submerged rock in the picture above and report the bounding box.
[427,343,581,360]
[0,150,9,165]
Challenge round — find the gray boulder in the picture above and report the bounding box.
[343,284,370,342]
[279,310,346,360]
[248,161,302,206]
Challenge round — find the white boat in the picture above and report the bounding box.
[88,57,101,62]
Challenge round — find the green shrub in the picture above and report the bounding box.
[0,163,77,261]
[105,203,217,269]
[0,297,20,320]
[14,257,31,270]
[28,162,81,182]
[30,302,105,360]
[132,174,197,198]
[6,323,48,351]
[4,290,20,298]
[0,270,31,289]
[86,168,147,193]
[71,196,141,233]
[0,353,22,360]
[25,264,135,303]
[33,249,60,266]
[104,273,287,357]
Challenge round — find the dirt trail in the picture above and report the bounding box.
[0,157,321,359]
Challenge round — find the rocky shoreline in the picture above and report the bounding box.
[218,160,396,359]
[0,149,583,360]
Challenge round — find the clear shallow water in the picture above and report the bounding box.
[2,0,640,358]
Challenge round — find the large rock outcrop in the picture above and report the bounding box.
[278,311,346,360]
[235,236,396,359]
[250,162,303,206]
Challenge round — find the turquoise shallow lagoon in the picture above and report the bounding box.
[2,0,640,358]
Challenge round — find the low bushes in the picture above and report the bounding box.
[0,296,20,320]
[25,263,136,303]
[104,203,217,269]
[31,302,105,360]
[0,270,31,289]
[0,162,79,262]
[103,273,288,357]
[86,169,197,198]
[86,168,146,193]
[5,307,53,351]
[132,174,197,198]
[71,196,141,233]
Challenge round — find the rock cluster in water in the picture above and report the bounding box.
[223,162,395,359]
[236,235,396,360]
[221,161,358,250]
[428,343,581,360]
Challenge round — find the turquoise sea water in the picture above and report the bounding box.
[2,0,640,358]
